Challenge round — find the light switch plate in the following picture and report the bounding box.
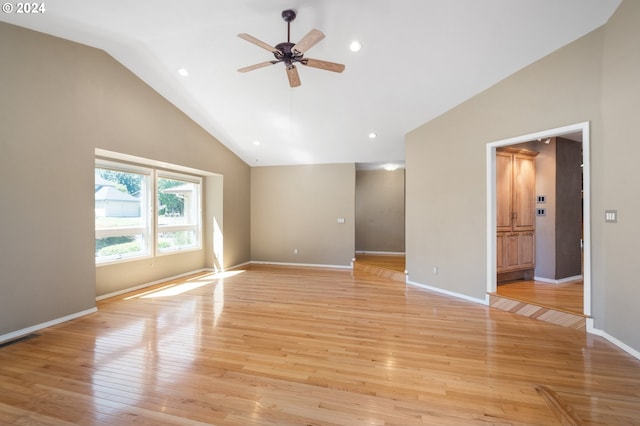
[605,210,617,223]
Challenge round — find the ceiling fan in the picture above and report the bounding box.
[237,9,345,88]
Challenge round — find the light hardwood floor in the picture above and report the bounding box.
[356,255,584,316]
[1,265,639,425]
[496,280,584,315]
[354,254,405,273]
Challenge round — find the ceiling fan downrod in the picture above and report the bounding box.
[278,9,298,69]
[281,9,297,43]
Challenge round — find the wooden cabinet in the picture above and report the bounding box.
[496,148,537,280]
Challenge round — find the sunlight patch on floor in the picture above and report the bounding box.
[124,270,245,299]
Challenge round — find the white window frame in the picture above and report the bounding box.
[156,170,203,255]
[95,160,153,265]
[95,158,204,266]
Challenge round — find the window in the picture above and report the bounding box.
[95,159,202,265]
[157,173,202,253]
[95,162,152,263]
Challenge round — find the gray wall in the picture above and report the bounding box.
[406,0,640,352]
[555,138,583,279]
[0,22,250,336]
[251,164,355,267]
[355,169,405,253]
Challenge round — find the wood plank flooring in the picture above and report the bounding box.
[496,280,584,315]
[354,254,405,273]
[355,255,584,316]
[354,254,406,282]
[1,265,639,425]
[356,256,586,328]
[491,279,586,330]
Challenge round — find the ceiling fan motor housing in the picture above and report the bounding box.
[274,42,302,68]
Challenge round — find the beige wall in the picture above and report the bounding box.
[355,169,405,253]
[251,164,355,267]
[406,0,640,352]
[0,22,250,336]
[600,0,640,349]
[407,27,602,298]
[532,139,557,280]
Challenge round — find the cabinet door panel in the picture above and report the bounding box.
[496,153,513,232]
[513,154,536,231]
[503,234,520,269]
[519,232,535,268]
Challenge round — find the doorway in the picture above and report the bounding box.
[486,122,591,317]
[354,164,406,276]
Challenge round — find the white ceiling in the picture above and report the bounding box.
[2,0,620,167]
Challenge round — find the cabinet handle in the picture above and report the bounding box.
[512,211,517,220]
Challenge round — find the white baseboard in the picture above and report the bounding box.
[533,275,583,284]
[96,268,211,301]
[250,261,352,270]
[406,279,489,305]
[586,319,640,361]
[225,261,252,270]
[355,251,406,256]
[0,307,98,345]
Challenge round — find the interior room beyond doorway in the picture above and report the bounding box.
[486,122,591,320]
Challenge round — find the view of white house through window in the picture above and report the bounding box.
[95,159,203,265]
[157,174,201,253]
[95,166,151,263]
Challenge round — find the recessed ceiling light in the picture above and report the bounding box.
[384,164,399,171]
[349,41,362,52]
[368,132,377,139]
[253,140,261,146]
[178,68,189,77]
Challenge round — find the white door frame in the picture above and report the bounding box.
[486,122,591,317]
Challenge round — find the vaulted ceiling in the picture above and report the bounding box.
[1,0,621,167]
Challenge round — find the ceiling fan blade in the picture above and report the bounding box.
[237,33,278,53]
[302,58,345,73]
[238,61,277,73]
[286,65,301,88]
[292,29,325,54]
